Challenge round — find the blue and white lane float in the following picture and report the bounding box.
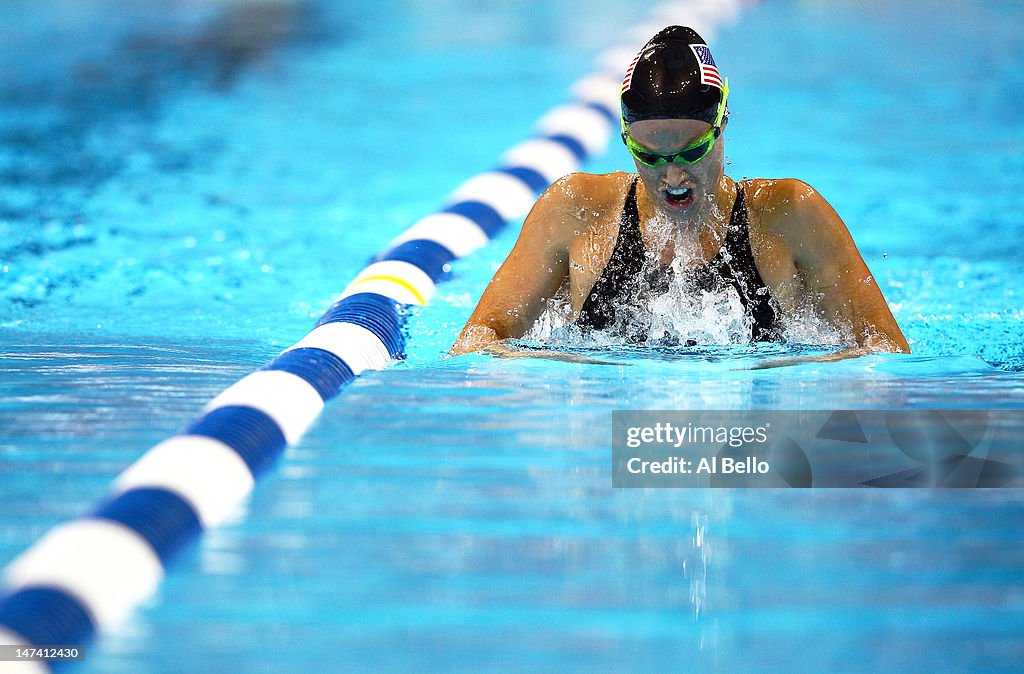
[0,1,744,669]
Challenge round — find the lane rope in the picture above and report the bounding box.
[0,0,746,664]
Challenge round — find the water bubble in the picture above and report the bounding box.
[882,252,888,259]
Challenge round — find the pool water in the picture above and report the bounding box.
[2,0,1023,672]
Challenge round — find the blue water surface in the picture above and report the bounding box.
[2,0,1024,672]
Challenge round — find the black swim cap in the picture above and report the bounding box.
[620,26,726,126]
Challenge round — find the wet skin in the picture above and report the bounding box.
[450,118,909,359]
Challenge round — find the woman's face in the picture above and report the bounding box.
[625,117,726,220]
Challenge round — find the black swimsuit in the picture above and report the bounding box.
[576,177,781,343]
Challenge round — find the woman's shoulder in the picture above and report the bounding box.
[534,171,634,229]
[736,177,826,236]
[546,170,634,203]
[741,177,819,208]
[518,171,631,246]
[736,177,814,201]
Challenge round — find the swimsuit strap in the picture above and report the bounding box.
[576,179,781,341]
[711,185,780,341]
[576,177,643,330]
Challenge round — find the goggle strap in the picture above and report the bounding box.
[713,78,730,128]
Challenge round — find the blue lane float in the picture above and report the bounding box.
[0,0,746,664]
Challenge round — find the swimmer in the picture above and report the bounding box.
[450,26,909,363]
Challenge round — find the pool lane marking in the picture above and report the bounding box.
[0,627,50,674]
[4,520,164,632]
[448,171,539,221]
[345,275,427,306]
[283,322,392,375]
[500,138,580,184]
[343,260,438,306]
[203,370,325,446]
[115,436,255,528]
[387,212,492,258]
[0,0,745,656]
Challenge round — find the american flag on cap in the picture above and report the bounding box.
[689,44,722,89]
[621,50,642,94]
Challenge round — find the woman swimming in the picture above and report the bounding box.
[450,26,908,360]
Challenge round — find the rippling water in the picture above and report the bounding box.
[2,0,1024,672]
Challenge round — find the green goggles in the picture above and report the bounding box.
[622,78,729,167]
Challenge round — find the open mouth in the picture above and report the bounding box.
[663,187,696,209]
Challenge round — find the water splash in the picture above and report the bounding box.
[683,511,711,622]
[525,223,852,350]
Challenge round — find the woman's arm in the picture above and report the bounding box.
[755,179,909,366]
[449,174,583,356]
